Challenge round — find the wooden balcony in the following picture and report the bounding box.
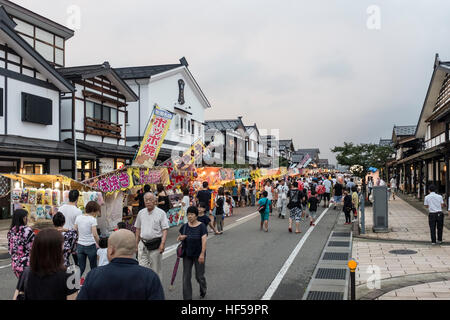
[84,117,122,139]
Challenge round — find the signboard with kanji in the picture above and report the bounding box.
[133,105,173,167]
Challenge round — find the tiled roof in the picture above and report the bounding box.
[393,126,416,136]
[57,62,139,101]
[379,139,393,146]
[115,64,182,80]
[205,119,245,131]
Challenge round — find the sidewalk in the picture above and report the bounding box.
[353,197,450,300]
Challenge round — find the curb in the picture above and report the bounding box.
[353,235,439,245]
[356,271,450,300]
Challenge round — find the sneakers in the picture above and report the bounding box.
[431,243,437,245]
[437,241,443,244]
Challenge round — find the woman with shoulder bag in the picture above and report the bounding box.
[13,228,78,300]
[177,206,208,300]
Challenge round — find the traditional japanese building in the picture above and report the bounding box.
[115,57,211,163]
[388,54,450,199]
[57,62,139,180]
[279,139,295,165]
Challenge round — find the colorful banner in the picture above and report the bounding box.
[133,106,173,167]
[219,168,235,181]
[234,169,250,180]
[84,167,170,194]
[173,139,205,170]
[167,207,185,227]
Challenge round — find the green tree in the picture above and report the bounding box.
[331,142,394,194]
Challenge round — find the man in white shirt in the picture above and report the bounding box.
[135,192,170,280]
[277,180,289,219]
[390,176,397,200]
[424,185,446,245]
[323,178,332,208]
[59,190,82,230]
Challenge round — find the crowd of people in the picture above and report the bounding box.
[6,173,363,300]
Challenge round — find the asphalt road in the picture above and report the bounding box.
[0,205,340,300]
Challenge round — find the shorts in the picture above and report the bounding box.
[323,193,330,201]
[334,196,342,203]
[260,212,269,221]
[290,207,302,222]
[309,210,317,219]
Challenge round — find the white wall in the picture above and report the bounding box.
[125,68,208,150]
[7,78,60,140]
[49,159,59,174]
[0,75,5,135]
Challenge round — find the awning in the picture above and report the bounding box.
[64,139,137,159]
[0,135,96,159]
[1,173,97,191]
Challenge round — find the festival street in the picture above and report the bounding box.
[0,1,449,308]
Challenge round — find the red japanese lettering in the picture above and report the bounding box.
[154,117,168,128]
[109,175,121,191]
[142,144,157,157]
[118,172,130,188]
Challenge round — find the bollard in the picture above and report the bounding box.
[348,259,358,300]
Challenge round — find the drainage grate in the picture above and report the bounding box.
[315,268,346,280]
[306,291,344,300]
[328,241,350,247]
[389,249,417,255]
[323,252,349,261]
[332,232,351,237]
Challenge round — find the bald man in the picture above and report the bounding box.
[77,229,165,300]
[135,192,169,281]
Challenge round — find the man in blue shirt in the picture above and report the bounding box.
[77,229,164,300]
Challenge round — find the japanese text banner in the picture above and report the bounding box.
[133,106,173,167]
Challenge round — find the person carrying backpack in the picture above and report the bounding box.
[287,182,305,234]
[258,191,271,232]
[215,187,226,234]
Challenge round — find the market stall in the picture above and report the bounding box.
[82,166,171,235]
[1,173,99,230]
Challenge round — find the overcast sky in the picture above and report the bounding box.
[15,0,450,164]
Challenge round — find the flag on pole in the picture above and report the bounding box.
[133,105,173,167]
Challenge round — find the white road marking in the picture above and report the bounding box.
[0,263,11,269]
[236,211,259,222]
[162,211,259,260]
[261,207,329,300]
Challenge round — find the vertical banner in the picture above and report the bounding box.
[133,105,173,167]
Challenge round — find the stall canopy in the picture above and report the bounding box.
[1,174,96,191]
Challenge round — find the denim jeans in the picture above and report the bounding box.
[77,244,97,277]
[251,194,256,206]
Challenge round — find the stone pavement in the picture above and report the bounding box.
[353,197,450,300]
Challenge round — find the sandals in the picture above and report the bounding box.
[288,227,292,233]
[295,231,301,234]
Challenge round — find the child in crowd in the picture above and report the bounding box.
[308,189,319,227]
[97,237,109,267]
[117,222,127,230]
[198,202,221,235]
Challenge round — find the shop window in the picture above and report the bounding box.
[23,164,43,174]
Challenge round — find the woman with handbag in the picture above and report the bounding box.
[177,206,208,300]
[13,228,78,300]
[258,191,271,232]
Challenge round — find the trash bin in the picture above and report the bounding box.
[372,186,388,232]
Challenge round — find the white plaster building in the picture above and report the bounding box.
[115,58,211,162]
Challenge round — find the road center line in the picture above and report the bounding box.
[0,264,11,269]
[261,207,330,300]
